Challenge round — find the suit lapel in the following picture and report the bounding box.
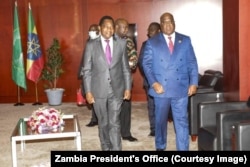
[168,33,183,64]
[159,33,171,56]
[110,37,119,67]
[173,33,184,55]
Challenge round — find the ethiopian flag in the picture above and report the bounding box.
[12,1,27,90]
[26,3,44,83]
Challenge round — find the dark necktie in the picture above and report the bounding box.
[105,39,112,65]
[168,36,174,54]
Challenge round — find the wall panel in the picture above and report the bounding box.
[222,0,239,101]
[0,0,223,103]
[239,0,250,100]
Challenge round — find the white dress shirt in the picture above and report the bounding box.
[101,36,113,57]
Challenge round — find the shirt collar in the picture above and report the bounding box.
[163,32,175,43]
[101,35,113,42]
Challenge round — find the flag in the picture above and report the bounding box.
[26,3,44,83]
[12,1,27,90]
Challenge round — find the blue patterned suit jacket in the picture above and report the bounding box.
[141,32,198,98]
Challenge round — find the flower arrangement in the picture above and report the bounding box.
[27,107,64,134]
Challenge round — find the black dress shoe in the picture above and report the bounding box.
[86,121,98,127]
[156,149,164,151]
[122,136,138,142]
[148,131,155,137]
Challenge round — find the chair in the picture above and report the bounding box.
[232,120,250,150]
[188,73,223,142]
[198,101,250,150]
[217,110,250,150]
[188,92,224,141]
[197,70,223,93]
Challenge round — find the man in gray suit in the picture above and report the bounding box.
[82,15,132,151]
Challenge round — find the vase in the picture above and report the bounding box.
[45,88,64,106]
[36,125,64,134]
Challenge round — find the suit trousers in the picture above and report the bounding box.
[154,96,189,150]
[90,107,98,123]
[146,90,155,133]
[120,99,132,137]
[93,85,123,151]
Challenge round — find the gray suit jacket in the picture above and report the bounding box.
[82,36,132,99]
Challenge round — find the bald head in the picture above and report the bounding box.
[115,18,129,38]
[160,12,175,35]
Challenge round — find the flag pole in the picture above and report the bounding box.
[27,2,44,102]
[14,86,24,106]
[13,1,26,106]
[32,82,42,105]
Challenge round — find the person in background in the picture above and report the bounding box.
[78,24,100,127]
[88,24,100,40]
[138,22,161,137]
[141,12,198,151]
[85,24,100,127]
[114,18,138,142]
[82,15,132,150]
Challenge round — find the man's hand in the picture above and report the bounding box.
[152,82,164,94]
[123,90,131,100]
[85,92,95,104]
[188,85,197,96]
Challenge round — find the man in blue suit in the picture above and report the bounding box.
[141,12,198,151]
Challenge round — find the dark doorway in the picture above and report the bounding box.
[127,23,137,50]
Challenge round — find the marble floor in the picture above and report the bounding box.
[0,102,197,166]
